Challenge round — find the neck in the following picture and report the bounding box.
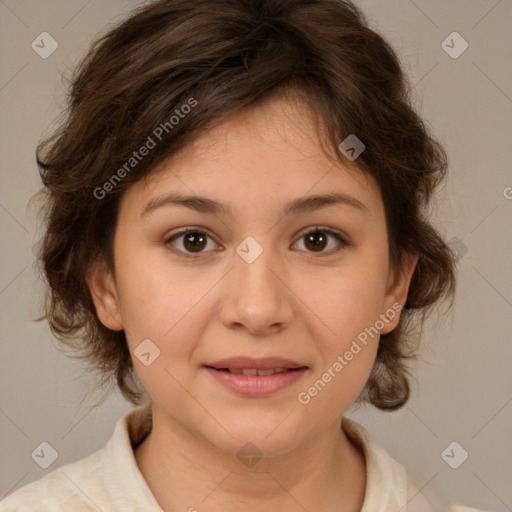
[135,404,366,512]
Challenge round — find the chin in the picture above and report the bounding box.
[205,415,305,461]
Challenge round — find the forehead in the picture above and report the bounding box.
[122,94,381,218]
[163,93,362,174]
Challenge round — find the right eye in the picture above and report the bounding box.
[164,228,221,259]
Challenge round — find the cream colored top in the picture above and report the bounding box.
[0,405,485,511]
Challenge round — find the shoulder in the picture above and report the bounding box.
[1,404,154,511]
[0,450,102,511]
[342,416,490,512]
[404,459,491,512]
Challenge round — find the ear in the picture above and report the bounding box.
[85,258,124,331]
[380,251,419,335]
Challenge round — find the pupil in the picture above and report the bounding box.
[184,233,206,252]
[306,232,326,251]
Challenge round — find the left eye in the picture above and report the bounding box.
[164,226,349,258]
[292,227,349,254]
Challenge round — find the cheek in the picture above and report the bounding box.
[293,251,389,411]
[113,249,221,372]
[300,254,390,347]
[113,266,203,402]
[112,249,187,347]
[296,285,382,418]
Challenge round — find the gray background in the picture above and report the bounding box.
[1,0,511,510]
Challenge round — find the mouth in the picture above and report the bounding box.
[203,357,308,396]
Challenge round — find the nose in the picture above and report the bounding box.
[218,242,294,336]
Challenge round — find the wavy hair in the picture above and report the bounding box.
[35,0,456,409]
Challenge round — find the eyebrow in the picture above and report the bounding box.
[141,191,369,218]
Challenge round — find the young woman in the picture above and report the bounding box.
[2,1,481,510]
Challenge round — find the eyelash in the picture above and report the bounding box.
[163,226,351,260]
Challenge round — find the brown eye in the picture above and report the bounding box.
[165,229,218,258]
[182,232,208,252]
[304,231,329,252]
[294,227,349,255]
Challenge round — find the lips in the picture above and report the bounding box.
[203,356,308,396]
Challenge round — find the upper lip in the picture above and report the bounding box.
[205,356,307,370]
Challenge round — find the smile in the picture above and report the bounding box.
[203,365,308,396]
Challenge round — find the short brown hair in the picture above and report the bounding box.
[35,0,456,410]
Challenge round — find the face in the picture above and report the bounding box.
[88,93,417,458]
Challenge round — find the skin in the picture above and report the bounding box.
[87,91,418,512]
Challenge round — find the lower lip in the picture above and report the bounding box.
[203,367,308,396]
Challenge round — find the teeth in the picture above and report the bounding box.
[225,367,289,376]
[256,368,276,376]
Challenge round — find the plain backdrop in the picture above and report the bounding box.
[1,1,511,510]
